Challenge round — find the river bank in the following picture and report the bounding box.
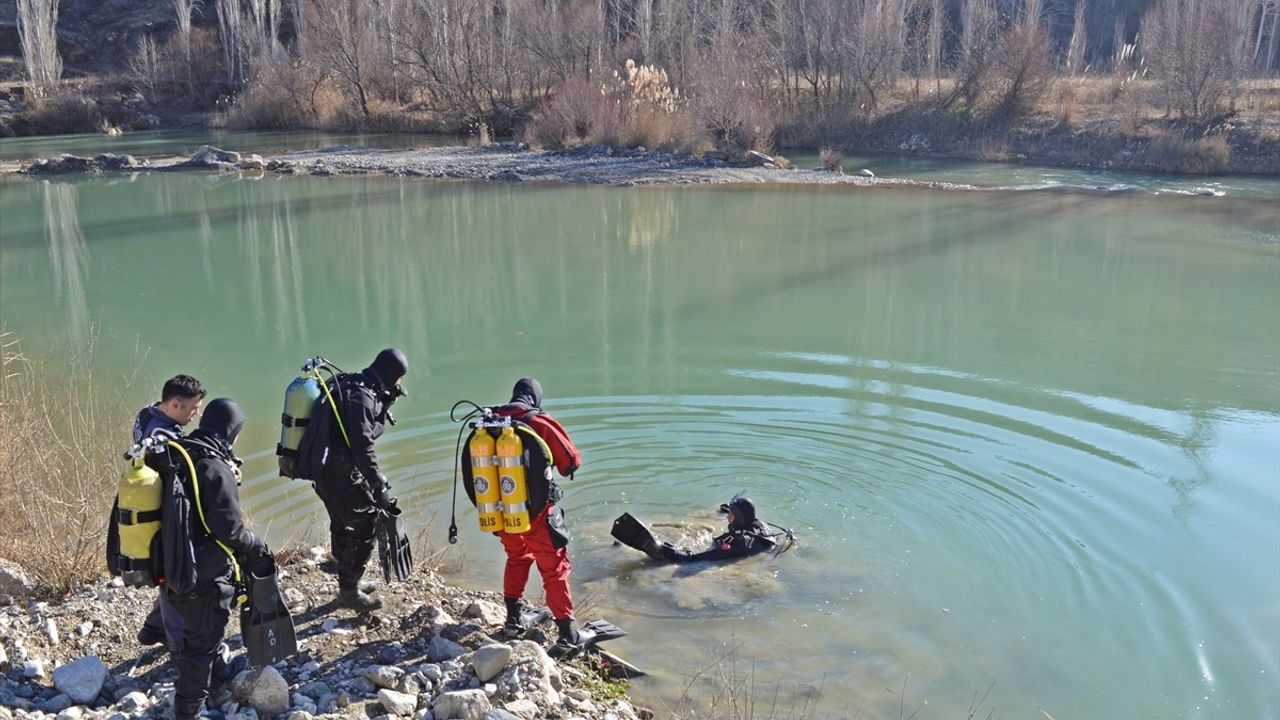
[0,550,650,720]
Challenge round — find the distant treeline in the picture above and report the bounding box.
[10,0,1280,145]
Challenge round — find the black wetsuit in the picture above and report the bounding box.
[308,370,396,591]
[658,522,776,564]
[162,409,265,720]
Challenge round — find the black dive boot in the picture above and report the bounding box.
[337,577,382,611]
[548,617,580,658]
[503,597,524,638]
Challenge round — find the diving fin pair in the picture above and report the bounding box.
[240,555,298,667]
[376,501,414,583]
[611,513,660,557]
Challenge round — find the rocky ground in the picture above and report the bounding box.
[0,550,648,720]
[5,143,981,191]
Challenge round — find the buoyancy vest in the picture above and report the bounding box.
[292,373,361,481]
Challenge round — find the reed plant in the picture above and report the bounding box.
[0,332,136,597]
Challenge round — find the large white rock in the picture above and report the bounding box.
[190,145,241,166]
[117,691,150,712]
[52,656,108,704]
[499,700,539,720]
[507,641,559,705]
[430,690,491,720]
[427,636,467,662]
[0,560,35,596]
[365,665,406,690]
[469,645,512,683]
[461,600,505,626]
[231,666,290,716]
[377,689,418,717]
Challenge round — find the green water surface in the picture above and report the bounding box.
[1,159,1277,719]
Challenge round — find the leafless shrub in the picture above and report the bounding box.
[989,0,1056,119]
[126,35,165,98]
[0,330,135,598]
[24,91,104,135]
[16,0,61,98]
[687,33,776,152]
[1144,0,1254,121]
[220,56,334,129]
[819,146,844,172]
[1145,132,1231,173]
[521,75,619,149]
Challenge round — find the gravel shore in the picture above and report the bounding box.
[0,549,648,720]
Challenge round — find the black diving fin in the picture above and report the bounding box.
[577,619,627,650]
[240,555,298,667]
[552,619,631,662]
[611,513,659,556]
[376,501,414,583]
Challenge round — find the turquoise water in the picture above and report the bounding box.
[1,155,1277,719]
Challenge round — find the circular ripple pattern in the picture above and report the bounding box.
[239,350,1277,720]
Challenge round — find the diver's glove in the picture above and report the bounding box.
[657,542,684,563]
[372,475,396,509]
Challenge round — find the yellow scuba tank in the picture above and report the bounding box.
[496,426,531,534]
[469,429,504,532]
[277,359,326,478]
[116,458,162,587]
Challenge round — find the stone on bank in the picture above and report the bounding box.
[51,655,107,704]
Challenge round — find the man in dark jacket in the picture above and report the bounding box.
[308,348,408,610]
[163,398,268,720]
[133,374,205,444]
[132,374,205,647]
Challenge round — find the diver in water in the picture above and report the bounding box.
[611,495,795,564]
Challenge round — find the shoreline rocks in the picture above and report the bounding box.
[0,551,650,720]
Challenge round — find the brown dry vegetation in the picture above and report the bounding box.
[6,0,1280,173]
[0,333,132,597]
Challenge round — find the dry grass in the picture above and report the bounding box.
[0,332,137,598]
[22,90,105,135]
[1144,133,1231,174]
[665,639,824,720]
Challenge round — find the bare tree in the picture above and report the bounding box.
[1144,0,1253,120]
[928,0,945,95]
[307,0,375,115]
[16,0,62,98]
[127,35,165,97]
[1065,0,1087,74]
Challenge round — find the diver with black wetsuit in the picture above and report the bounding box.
[299,348,409,610]
[612,496,792,564]
[160,399,269,720]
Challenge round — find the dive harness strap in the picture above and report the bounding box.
[167,441,243,587]
[315,369,352,450]
[116,507,162,525]
[280,413,309,428]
